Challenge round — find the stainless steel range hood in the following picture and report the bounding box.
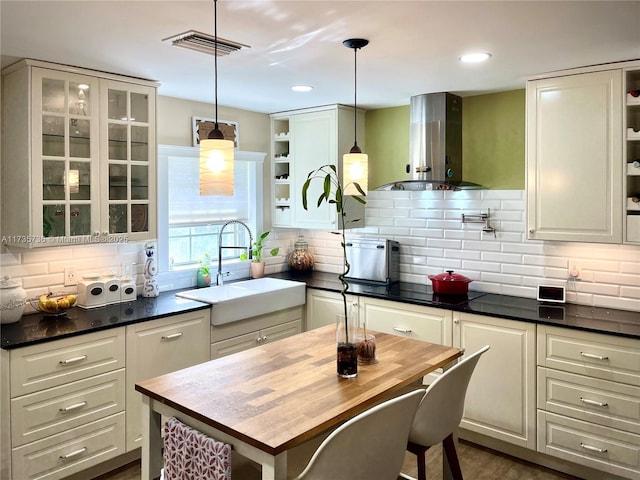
[376,92,482,191]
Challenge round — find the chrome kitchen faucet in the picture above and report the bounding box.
[217,220,253,286]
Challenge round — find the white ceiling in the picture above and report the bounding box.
[1,1,639,114]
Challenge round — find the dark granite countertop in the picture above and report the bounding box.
[1,291,209,350]
[3,271,639,350]
[272,271,640,340]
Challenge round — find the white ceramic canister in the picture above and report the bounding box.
[0,276,26,324]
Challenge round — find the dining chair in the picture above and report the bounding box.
[289,388,426,480]
[401,345,490,480]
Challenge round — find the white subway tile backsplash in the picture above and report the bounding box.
[3,191,639,313]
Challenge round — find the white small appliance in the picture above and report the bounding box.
[77,275,106,308]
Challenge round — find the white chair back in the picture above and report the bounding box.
[409,345,490,447]
[293,389,426,480]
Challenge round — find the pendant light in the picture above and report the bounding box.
[342,38,369,195]
[200,0,234,196]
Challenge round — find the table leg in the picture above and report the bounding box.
[141,395,163,480]
[260,451,287,480]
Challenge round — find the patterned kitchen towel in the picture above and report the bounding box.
[163,416,232,480]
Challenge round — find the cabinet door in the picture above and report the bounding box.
[101,80,157,242]
[125,310,209,451]
[527,70,622,243]
[453,312,536,449]
[305,289,358,330]
[32,67,101,244]
[290,109,338,228]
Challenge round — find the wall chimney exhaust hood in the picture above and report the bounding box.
[376,92,483,191]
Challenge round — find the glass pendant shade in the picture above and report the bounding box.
[199,137,234,196]
[343,151,368,195]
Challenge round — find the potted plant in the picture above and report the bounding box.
[301,164,368,377]
[241,231,280,278]
[196,253,212,287]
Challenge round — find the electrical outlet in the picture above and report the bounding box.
[64,267,77,286]
[568,264,580,279]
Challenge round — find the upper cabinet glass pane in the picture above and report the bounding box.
[69,118,91,158]
[42,115,65,157]
[131,126,149,161]
[69,82,91,116]
[109,124,128,160]
[42,78,65,113]
[108,89,127,120]
[131,93,148,123]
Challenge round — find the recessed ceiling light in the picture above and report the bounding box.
[291,85,313,92]
[459,52,492,63]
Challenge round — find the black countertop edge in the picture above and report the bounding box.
[1,291,210,350]
[272,271,640,340]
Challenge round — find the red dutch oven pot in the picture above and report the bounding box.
[428,270,473,295]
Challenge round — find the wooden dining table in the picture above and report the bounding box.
[135,324,462,480]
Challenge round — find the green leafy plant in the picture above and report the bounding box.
[240,231,279,263]
[301,164,366,337]
[197,253,211,276]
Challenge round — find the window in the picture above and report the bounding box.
[157,145,264,273]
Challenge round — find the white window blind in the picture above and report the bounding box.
[167,153,250,225]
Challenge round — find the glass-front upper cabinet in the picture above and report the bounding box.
[1,60,157,248]
[33,68,101,244]
[101,80,156,242]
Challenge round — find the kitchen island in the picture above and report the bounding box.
[135,324,462,480]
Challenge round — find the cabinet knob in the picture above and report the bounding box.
[454,319,459,324]
[528,228,535,234]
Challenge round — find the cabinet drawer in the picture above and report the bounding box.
[538,410,640,480]
[537,325,640,386]
[11,412,125,480]
[211,331,259,359]
[10,328,125,396]
[363,298,452,345]
[11,369,125,446]
[538,367,640,434]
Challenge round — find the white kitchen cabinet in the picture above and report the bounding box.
[537,325,640,479]
[624,67,640,244]
[305,288,359,331]
[270,105,365,229]
[1,59,157,247]
[210,306,303,359]
[3,328,126,480]
[453,312,536,450]
[527,68,623,243]
[125,309,210,451]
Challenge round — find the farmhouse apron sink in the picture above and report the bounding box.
[176,277,306,325]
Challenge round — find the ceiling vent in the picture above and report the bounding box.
[163,30,249,56]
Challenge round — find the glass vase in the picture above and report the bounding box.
[336,313,358,378]
[196,268,211,287]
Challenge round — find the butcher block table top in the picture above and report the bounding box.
[136,324,462,479]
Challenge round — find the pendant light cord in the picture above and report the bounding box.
[214,0,219,130]
[353,46,358,148]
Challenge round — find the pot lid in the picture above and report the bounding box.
[428,270,472,283]
[1,275,22,289]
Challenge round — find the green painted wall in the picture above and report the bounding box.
[365,89,525,189]
[365,105,410,189]
[462,90,525,189]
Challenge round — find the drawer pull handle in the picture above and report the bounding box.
[580,443,607,454]
[580,397,608,408]
[161,332,183,340]
[60,447,87,460]
[393,327,412,333]
[59,401,87,413]
[580,352,609,361]
[59,355,87,365]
